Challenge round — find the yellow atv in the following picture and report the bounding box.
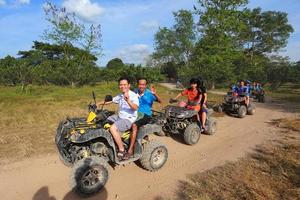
[55,92,168,196]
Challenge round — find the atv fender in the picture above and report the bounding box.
[134,124,162,155]
[73,128,115,146]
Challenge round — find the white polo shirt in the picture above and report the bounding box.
[112,90,139,123]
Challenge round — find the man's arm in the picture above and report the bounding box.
[96,101,112,108]
[124,92,139,111]
[150,85,162,103]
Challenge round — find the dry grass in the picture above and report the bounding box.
[0,83,223,165]
[177,118,300,200]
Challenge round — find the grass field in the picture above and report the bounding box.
[266,83,300,103]
[0,83,223,165]
[177,118,300,200]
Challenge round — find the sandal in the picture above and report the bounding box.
[123,152,133,160]
[117,150,126,160]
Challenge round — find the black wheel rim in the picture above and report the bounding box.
[151,147,167,169]
[80,166,105,188]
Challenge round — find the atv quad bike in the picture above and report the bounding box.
[251,90,265,103]
[55,92,168,196]
[222,92,255,118]
[154,99,217,145]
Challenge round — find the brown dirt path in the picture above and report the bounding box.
[0,101,297,200]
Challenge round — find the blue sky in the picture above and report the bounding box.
[0,0,299,66]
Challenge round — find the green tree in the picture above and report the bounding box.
[190,0,248,87]
[153,10,196,65]
[42,2,102,86]
[267,56,290,89]
[0,56,18,85]
[106,58,125,69]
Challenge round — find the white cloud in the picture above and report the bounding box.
[117,44,152,64]
[138,20,159,33]
[0,0,6,6]
[62,0,104,22]
[18,0,30,4]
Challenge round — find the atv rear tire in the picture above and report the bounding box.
[183,123,201,145]
[238,105,247,118]
[140,140,168,171]
[71,156,109,196]
[206,118,217,135]
[247,104,255,115]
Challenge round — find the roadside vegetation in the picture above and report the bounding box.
[177,117,300,200]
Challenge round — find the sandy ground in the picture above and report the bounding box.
[0,98,298,200]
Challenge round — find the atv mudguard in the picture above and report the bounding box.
[72,128,115,146]
[134,123,162,156]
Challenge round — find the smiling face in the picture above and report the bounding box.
[240,81,245,87]
[190,83,197,89]
[138,79,147,93]
[119,79,130,93]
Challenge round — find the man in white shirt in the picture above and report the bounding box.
[98,77,139,160]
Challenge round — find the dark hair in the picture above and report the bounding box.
[188,78,201,100]
[189,78,200,85]
[118,76,130,84]
[137,77,147,84]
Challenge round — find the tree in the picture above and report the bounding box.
[239,7,294,77]
[152,10,196,65]
[190,0,248,87]
[267,56,290,89]
[17,41,99,86]
[42,1,102,86]
[106,58,125,69]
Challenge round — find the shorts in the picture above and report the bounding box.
[107,114,132,133]
[200,103,208,113]
[135,114,152,128]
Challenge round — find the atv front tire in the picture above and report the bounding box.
[183,123,201,145]
[247,104,256,115]
[140,140,168,171]
[71,156,109,196]
[238,105,247,118]
[206,118,217,135]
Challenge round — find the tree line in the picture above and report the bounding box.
[151,0,299,89]
[0,0,299,90]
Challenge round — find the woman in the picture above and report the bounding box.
[199,79,208,131]
[172,78,202,112]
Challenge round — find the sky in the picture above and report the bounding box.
[0,0,299,66]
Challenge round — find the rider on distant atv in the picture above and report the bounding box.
[172,78,202,112]
[172,78,208,130]
[236,80,250,106]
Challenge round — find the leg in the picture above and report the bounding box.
[201,111,207,129]
[128,123,138,154]
[124,115,151,160]
[109,124,124,152]
[245,96,250,106]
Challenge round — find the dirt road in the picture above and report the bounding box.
[0,101,297,200]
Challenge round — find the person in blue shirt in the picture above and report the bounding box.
[246,80,252,95]
[237,80,250,106]
[123,78,162,160]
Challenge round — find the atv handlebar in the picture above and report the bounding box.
[169,98,178,104]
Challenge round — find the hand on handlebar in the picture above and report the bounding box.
[169,98,178,104]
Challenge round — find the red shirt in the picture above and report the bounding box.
[181,88,200,102]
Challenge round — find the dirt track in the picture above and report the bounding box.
[0,100,297,200]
